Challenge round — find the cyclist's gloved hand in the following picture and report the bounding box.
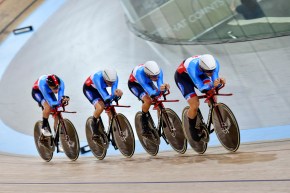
[62,95,70,100]
[61,96,70,106]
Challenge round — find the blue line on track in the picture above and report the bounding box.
[1,178,290,185]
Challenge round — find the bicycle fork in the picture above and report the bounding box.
[157,110,170,145]
[209,101,228,134]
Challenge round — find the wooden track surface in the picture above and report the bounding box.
[1,140,289,193]
[0,0,43,42]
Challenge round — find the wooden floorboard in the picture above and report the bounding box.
[0,140,289,193]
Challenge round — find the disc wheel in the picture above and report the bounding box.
[135,112,160,156]
[212,103,240,152]
[182,107,207,154]
[112,113,135,158]
[162,108,187,154]
[59,119,80,161]
[33,121,54,162]
[85,116,108,160]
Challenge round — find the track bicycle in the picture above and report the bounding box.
[182,85,240,154]
[85,97,135,160]
[34,103,80,162]
[135,90,187,156]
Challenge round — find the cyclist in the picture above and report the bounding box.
[174,54,226,142]
[32,74,69,138]
[83,69,123,142]
[128,61,170,136]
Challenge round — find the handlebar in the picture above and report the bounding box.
[104,96,131,110]
[198,84,232,103]
[50,101,76,114]
[151,89,179,110]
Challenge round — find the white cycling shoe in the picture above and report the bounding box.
[41,128,52,137]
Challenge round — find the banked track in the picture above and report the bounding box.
[0,1,290,192]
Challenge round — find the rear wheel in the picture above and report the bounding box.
[135,111,160,156]
[85,116,108,160]
[162,108,187,154]
[212,103,240,152]
[112,113,135,158]
[182,107,207,154]
[60,119,80,161]
[33,121,54,162]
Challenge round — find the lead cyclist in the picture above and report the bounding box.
[174,54,226,142]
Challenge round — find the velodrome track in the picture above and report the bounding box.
[0,0,290,192]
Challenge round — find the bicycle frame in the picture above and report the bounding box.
[151,90,179,143]
[51,106,76,146]
[197,85,232,133]
[104,100,130,149]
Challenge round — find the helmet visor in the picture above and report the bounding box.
[202,69,214,73]
[148,74,158,80]
[49,85,59,90]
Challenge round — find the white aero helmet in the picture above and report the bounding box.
[144,61,160,77]
[199,54,216,72]
[102,69,117,82]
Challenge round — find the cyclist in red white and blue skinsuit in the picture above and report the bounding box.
[32,74,67,137]
[83,69,123,140]
[174,54,226,142]
[128,61,170,135]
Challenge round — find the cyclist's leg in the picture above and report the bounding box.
[83,84,105,138]
[175,71,201,141]
[187,96,202,141]
[32,89,52,137]
[92,101,105,133]
[128,81,152,135]
[141,95,153,134]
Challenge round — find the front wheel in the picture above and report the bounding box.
[182,107,207,154]
[60,119,80,161]
[135,111,160,156]
[112,113,135,158]
[85,116,108,160]
[33,121,54,162]
[212,103,240,152]
[162,108,187,154]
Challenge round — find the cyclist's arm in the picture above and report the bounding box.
[211,60,220,82]
[57,79,65,102]
[135,71,159,97]
[39,80,60,107]
[93,73,111,101]
[187,65,213,93]
[110,77,119,98]
[156,70,164,89]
